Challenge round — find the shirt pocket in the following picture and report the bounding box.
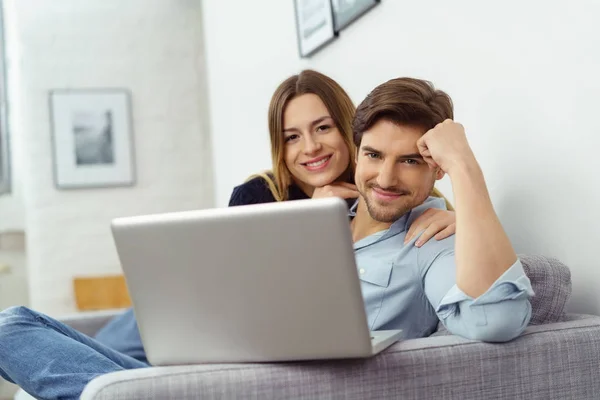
[358,261,393,329]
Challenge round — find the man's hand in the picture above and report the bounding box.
[417,119,477,175]
[312,182,359,199]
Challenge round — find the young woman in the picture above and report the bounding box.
[229,70,456,245]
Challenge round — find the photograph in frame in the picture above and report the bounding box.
[49,89,136,189]
[294,0,337,58]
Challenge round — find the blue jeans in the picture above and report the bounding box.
[0,306,149,400]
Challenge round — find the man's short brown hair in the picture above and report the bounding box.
[353,78,454,146]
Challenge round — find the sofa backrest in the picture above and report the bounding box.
[519,254,572,325]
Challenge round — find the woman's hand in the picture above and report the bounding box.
[312,182,359,199]
[404,208,456,247]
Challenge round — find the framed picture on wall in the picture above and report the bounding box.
[331,0,381,32]
[0,108,9,195]
[0,5,9,196]
[49,89,136,189]
[294,0,337,58]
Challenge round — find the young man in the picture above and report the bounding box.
[348,77,532,340]
[0,77,532,400]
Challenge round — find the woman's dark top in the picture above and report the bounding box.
[228,176,355,208]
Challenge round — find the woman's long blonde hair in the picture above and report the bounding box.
[248,69,453,211]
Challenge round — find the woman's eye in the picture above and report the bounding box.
[284,134,299,143]
[316,125,331,132]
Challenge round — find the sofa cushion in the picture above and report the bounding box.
[519,254,572,325]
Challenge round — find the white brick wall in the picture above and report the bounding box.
[6,0,214,315]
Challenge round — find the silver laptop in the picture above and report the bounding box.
[111,197,402,366]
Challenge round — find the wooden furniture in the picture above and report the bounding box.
[73,275,131,311]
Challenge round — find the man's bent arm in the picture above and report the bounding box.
[450,160,518,298]
[421,245,533,342]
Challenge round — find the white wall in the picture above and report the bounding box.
[6,0,213,315]
[203,0,600,314]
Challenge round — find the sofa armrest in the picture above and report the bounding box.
[80,314,600,400]
[57,308,124,337]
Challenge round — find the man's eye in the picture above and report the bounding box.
[403,159,418,165]
[366,153,380,159]
[285,134,299,143]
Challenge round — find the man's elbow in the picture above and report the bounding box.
[443,298,532,342]
[464,299,532,342]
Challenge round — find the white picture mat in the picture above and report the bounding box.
[50,90,135,188]
[295,0,335,56]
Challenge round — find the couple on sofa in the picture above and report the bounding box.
[0,71,533,400]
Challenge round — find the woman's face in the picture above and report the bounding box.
[282,94,350,195]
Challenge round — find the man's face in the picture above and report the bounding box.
[355,120,443,223]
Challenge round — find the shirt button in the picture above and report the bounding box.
[359,268,365,275]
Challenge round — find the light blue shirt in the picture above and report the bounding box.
[350,197,534,342]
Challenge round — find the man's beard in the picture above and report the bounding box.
[360,183,431,223]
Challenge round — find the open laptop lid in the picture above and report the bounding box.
[111,197,373,364]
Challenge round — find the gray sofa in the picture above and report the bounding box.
[16,255,600,399]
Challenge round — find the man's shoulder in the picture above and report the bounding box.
[409,196,455,266]
[406,196,447,225]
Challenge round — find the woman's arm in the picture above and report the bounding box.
[404,208,456,247]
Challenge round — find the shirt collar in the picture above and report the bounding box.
[348,196,447,249]
[348,199,412,249]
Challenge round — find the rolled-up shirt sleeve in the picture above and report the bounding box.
[421,248,534,342]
